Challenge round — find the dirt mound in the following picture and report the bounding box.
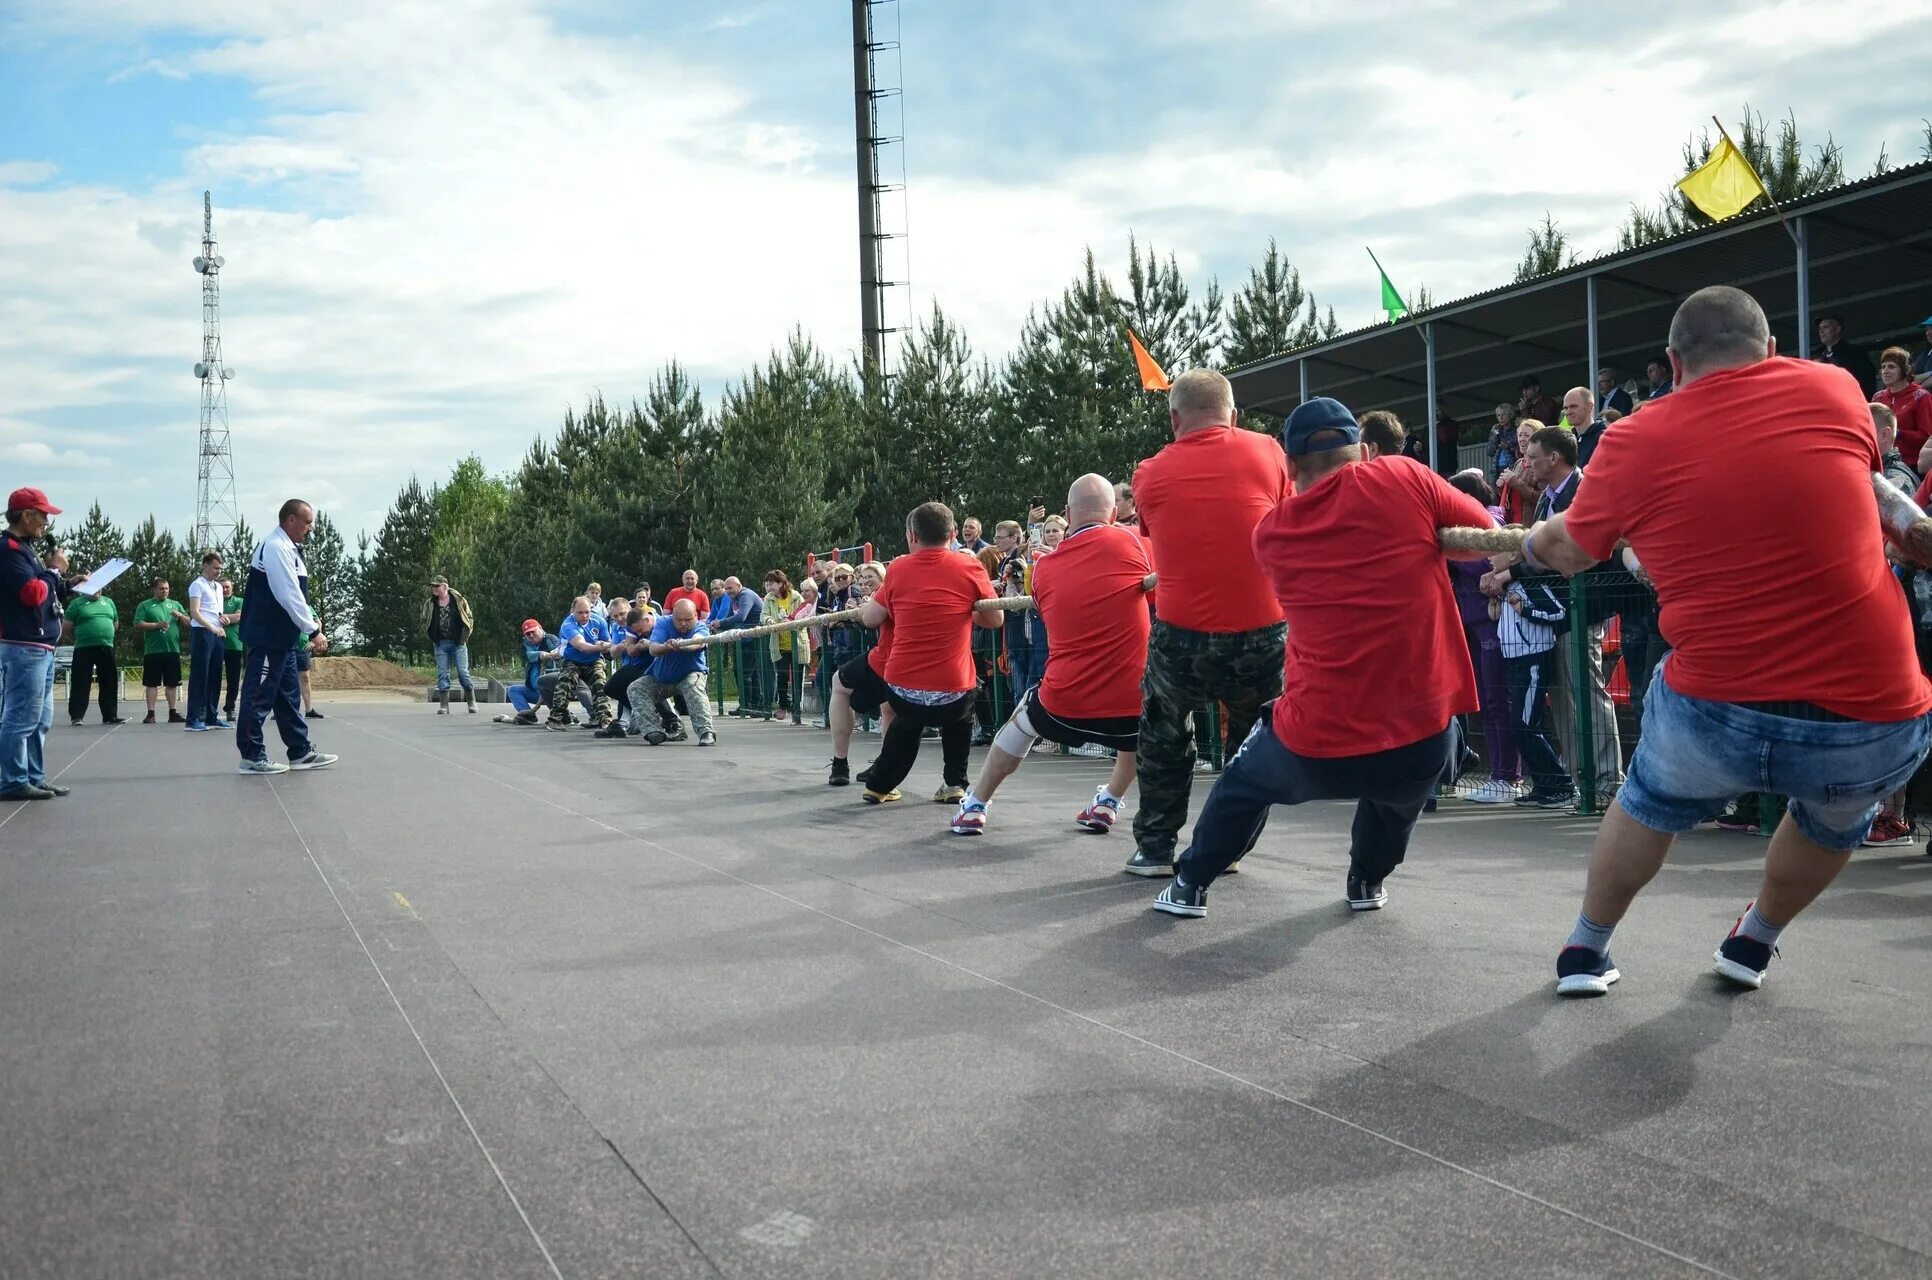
[308,656,423,690]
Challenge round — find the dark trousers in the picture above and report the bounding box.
[1133,620,1287,859]
[774,653,794,711]
[1505,650,1569,794]
[607,663,644,714]
[67,644,118,722]
[219,648,243,714]
[1618,600,1665,734]
[187,628,225,725]
[865,692,975,793]
[732,639,765,712]
[235,647,312,763]
[1177,718,1453,889]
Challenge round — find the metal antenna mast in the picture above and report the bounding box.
[850,0,911,375]
[192,190,238,553]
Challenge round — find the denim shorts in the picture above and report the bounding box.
[1621,667,1932,851]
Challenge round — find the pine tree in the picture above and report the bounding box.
[117,518,189,662]
[65,503,124,580]
[306,513,358,647]
[1225,238,1331,366]
[358,478,437,662]
[224,517,256,577]
[1616,108,1848,249]
[854,304,995,542]
[1513,213,1576,282]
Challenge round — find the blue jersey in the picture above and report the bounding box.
[647,615,709,682]
[558,614,608,665]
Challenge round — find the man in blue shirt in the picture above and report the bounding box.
[711,575,766,715]
[632,600,717,746]
[550,595,613,731]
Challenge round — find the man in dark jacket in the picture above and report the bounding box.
[1,487,73,800]
[423,574,476,714]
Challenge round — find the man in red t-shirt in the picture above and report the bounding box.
[1526,286,1932,996]
[662,569,710,618]
[1147,397,1494,920]
[948,474,1152,837]
[857,502,999,804]
[1125,368,1291,877]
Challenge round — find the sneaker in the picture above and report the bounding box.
[950,800,987,835]
[1223,860,1242,875]
[1464,778,1516,805]
[1194,758,1217,774]
[70,718,84,727]
[1346,873,1388,911]
[214,716,232,728]
[862,788,902,805]
[665,725,689,742]
[828,758,851,786]
[1862,815,1914,848]
[306,708,325,720]
[142,711,156,724]
[1555,945,1620,996]
[184,722,208,732]
[1713,912,1776,989]
[1071,743,1109,759]
[1122,849,1176,878]
[772,709,789,723]
[289,751,338,771]
[932,784,968,804]
[970,731,994,747]
[103,717,126,726]
[698,731,717,746]
[237,758,289,775]
[1151,879,1207,918]
[167,710,186,723]
[547,719,570,732]
[643,731,668,746]
[1075,791,1120,833]
[1513,789,1575,809]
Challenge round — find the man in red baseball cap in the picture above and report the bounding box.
[2,487,74,800]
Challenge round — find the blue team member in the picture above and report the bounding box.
[496,618,563,725]
[550,595,612,731]
[632,599,718,746]
[234,499,337,775]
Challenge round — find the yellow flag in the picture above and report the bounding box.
[1676,136,1768,222]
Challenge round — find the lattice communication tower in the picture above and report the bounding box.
[192,190,239,553]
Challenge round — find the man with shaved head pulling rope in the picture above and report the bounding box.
[1522,286,1932,996]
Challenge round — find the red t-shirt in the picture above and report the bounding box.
[1134,426,1289,633]
[1031,523,1153,720]
[1256,458,1490,757]
[865,613,894,674]
[873,548,992,693]
[1879,382,1932,465]
[663,587,709,616]
[1566,357,1931,722]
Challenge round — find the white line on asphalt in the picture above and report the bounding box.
[0,720,123,834]
[265,780,565,1280]
[331,712,1743,1280]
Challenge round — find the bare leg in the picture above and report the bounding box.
[1106,750,1137,799]
[969,745,1026,802]
[1755,812,1854,925]
[164,685,178,714]
[146,686,158,714]
[299,671,314,712]
[1579,801,1678,925]
[830,680,856,759]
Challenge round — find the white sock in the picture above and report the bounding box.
[962,791,987,809]
[1097,786,1121,806]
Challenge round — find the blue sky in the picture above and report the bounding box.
[2,0,1925,541]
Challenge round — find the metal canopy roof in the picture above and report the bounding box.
[1229,160,1932,421]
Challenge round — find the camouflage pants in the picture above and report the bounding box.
[552,658,611,726]
[1132,620,1286,859]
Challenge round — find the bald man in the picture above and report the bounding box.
[1563,384,1609,469]
[551,595,613,730]
[952,475,1153,836]
[631,598,718,746]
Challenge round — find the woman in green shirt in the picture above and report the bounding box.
[65,586,124,725]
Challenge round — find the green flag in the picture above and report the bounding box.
[1367,248,1407,323]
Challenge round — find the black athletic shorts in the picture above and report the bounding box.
[1022,687,1138,753]
[836,654,890,716]
[142,653,182,688]
[296,649,312,672]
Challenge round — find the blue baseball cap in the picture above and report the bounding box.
[1283,397,1361,456]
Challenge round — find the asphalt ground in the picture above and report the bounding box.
[3,696,1930,1279]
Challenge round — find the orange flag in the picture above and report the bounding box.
[1126,328,1171,392]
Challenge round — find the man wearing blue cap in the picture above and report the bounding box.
[1151,397,1495,919]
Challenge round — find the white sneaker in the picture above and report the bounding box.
[289,751,338,771]
[238,758,289,775]
[1464,779,1516,805]
[1071,743,1109,758]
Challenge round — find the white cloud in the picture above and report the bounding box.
[0,161,59,186]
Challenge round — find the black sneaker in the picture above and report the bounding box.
[306,708,325,719]
[1514,789,1575,809]
[1122,850,1176,878]
[103,717,126,726]
[644,731,667,746]
[1555,945,1620,996]
[167,710,186,723]
[1713,918,1776,990]
[142,711,156,724]
[1151,879,1207,918]
[547,719,570,732]
[828,758,851,786]
[593,724,627,740]
[1345,873,1388,911]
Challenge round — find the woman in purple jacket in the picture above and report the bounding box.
[1446,471,1519,802]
